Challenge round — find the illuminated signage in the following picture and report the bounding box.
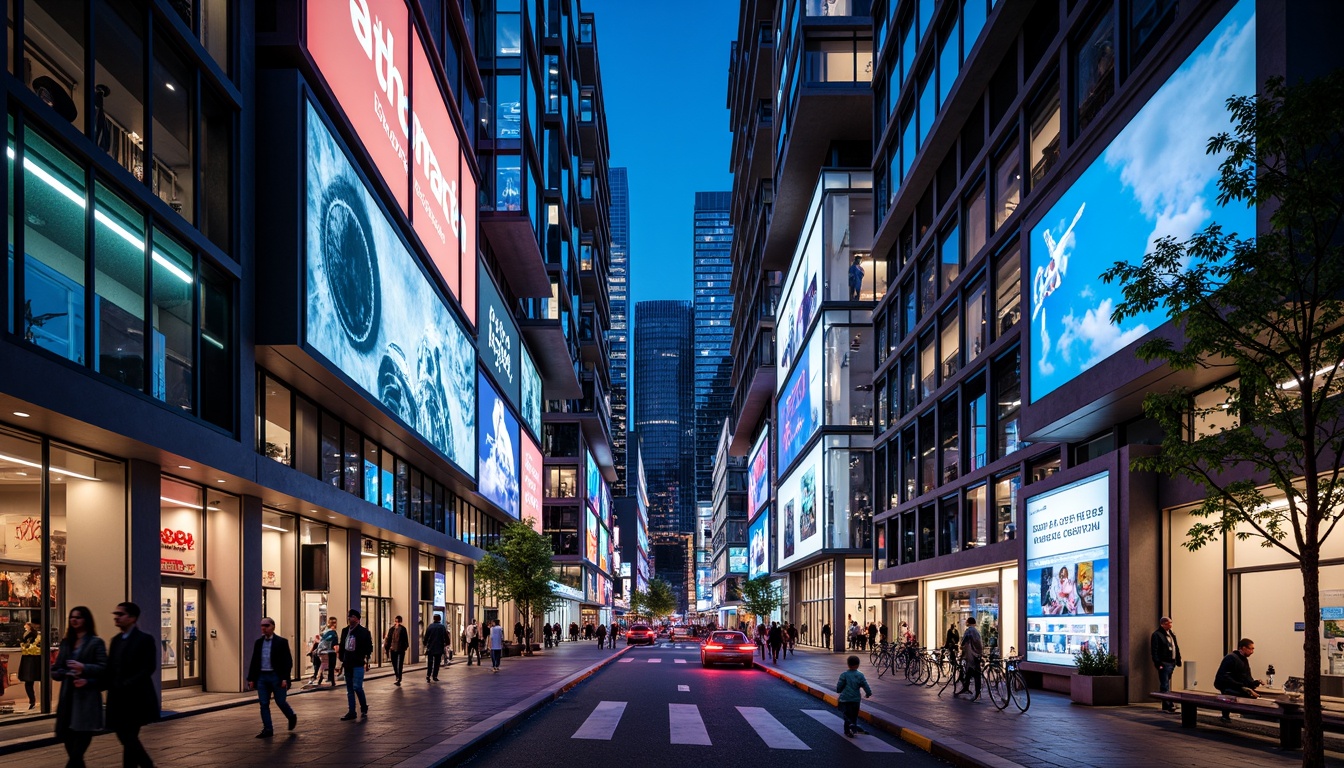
[478,371,520,517]
[1025,473,1111,665]
[778,444,823,569]
[777,205,821,384]
[585,510,599,564]
[599,526,610,573]
[778,336,821,474]
[520,434,543,529]
[729,547,747,573]
[306,0,476,321]
[521,347,542,438]
[433,572,447,607]
[478,270,520,407]
[749,508,770,579]
[1028,1,1255,401]
[306,102,476,475]
[748,427,770,517]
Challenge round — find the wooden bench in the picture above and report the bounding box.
[1152,690,1306,749]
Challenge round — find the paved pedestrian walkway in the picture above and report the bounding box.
[757,647,1344,767]
[0,639,627,767]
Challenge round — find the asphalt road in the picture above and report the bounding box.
[462,640,951,766]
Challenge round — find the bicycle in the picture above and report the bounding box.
[983,648,1030,712]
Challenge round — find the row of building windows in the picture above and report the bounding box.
[874,467,1018,567]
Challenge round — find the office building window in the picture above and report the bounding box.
[939,494,959,556]
[1075,11,1115,134]
[919,330,937,399]
[994,349,1021,458]
[964,483,987,548]
[939,396,959,484]
[940,306,960,380]
[1029,91,1061,188]
[901,426,917,504]
[151,228,195,412]
[994,248,1021,338]
[993,472,1020,542]
[93,182,145,385]
[966,277,987,364]
[22,129,87,365]
[993,141,1020,229]
[965,182,987,259]
[918,409,935,496]
[965,374,988,472]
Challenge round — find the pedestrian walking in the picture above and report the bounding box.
[514,620,525,646]
[867,622,878,649]
[956,617,983,699]
[246,616,297,738]
[52,606,106,767]
[835,655,873,737]
[489,619,505,672]
[320,616,339,686]
[767,621,783,663]
[847,621,861,650]
[384,615,409,685]
[821,622,832,648]
[106,601,159,768]
[608,623,619,648]
[944,623,960,652]
[338,609,373,720]
[756,623,767,658]
[1150,616,1182,713]
[569,622,579,642]
[423,613,448,682]
[787,623,799,656]
[466,618,482,665]
[554,622,562,643]
[595,622,607,647]
[542,622,553,648]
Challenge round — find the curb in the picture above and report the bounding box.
[753,660,1027,768]
[394,645,633,767]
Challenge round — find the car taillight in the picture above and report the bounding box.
[738,645,757,651]
[704,644,724,650]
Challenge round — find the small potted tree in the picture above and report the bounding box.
[1070,643,1126,706]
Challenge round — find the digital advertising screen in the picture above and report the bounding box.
[776,212,821,384]
[1027,1,1255,402]
[305,102,476,476]
[1025,472,1111,665]
[778,336,821,474]
[478,269,520,407]
[433,572,446,607]
[585,449,602,520]
[477,371,520,517]
[520,433,543,529]
[521,346,542,439]
[729,547,748,573]
[585,510,599,565]
[748,427,770,517]
[778,444,823,569]
[748,508,770,580]
[599,526,610,573]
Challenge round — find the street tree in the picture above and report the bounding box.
[473,521,562,657]
[626,585,647,621]
[1103,72,1344,768]
[641,578,677,623]
[739,576,783,627]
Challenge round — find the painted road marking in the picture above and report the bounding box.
[572,701,627,741]
[802,710,902,752]
[669,703,712,745]
[648,658,662,663]
[677,685,690,692]
[674,658,687,664]
[737,707,810,750]
[618,658,634,663]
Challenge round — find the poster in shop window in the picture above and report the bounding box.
[1025,472,1110,665]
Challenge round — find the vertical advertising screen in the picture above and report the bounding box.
[778,444,824,569]
[585,510,599,565]
[1028,1,1255,402]
[520,433,543,529]
[729,547,748,573]
[599,526,609,573]
[433,572,446,607]
[1025,472,1111,665]
[748,427,770,518]
[306,0,476,320]
[585,449,602,522]
[521,346,542,439]
[778,336,821,474]
[777,209,821,383]
[749,507,770,579]
[478,270,520,407]
[477,371,520,517]
[306,102,475,475]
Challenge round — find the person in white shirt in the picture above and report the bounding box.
[488,620,505,672]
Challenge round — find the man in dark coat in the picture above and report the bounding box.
[821,623,832,648]
[514,620,525,645]
[383,615,410,685]
[108,601,159,768]
[1150,616,1182,712]
[767,621,784,663]
[246,616,297,737]
[338,609,374,721]
[1214,637,1264,723]
[595,622,607,647]
[423,613,448,682]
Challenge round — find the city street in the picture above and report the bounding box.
[462,640,946,766]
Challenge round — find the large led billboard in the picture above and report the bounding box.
[778,335,822,474]
[748,427,770,518]
[306,0,476,321]
[585,510,599,564]
[1025,473,1111,665]
[777,200,822,385]
[478,371,520,517]
[306,102,475,475]
[729,547,748,573]
[520,433,543,528]
[478,269,520,407]
[1028,1,1255,402]
[599,525,610,573]
[778,443,824,569]
[748,508,770,579]
[521,346,542,439]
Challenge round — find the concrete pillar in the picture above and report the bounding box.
[125,460,162,699]
[832,556,846,653]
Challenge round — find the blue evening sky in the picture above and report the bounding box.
[584,1,738,307]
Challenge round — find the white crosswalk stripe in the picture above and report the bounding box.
[668,703,712,745]
[802,710,902,752]
[618,658,634,663]
[677,685,690,692]
[572,701,626,740]
[674,658,687,664]
[737,706,810,750]
[648,657,662,663]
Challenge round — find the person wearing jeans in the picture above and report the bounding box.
[338,609,374,720]
[489,620,505,672]
[246,617,297,738]
[1150,616,1182,712]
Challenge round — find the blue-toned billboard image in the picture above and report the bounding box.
[749,507,769,580]
[477,371,520,517]
[521,346,542,438]
[748,427,770,517]
[1028,1,1255,402]
[306,102,475,474]
[585,449,601,520]
[778,337,820,473]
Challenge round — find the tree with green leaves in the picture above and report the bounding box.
[640,578,677,623]
[1103,72,1344,768]
[739,576,783,627]
[473,521,562,657]
[626,585,647,620]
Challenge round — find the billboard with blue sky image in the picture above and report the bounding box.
[1028,1,1255,402]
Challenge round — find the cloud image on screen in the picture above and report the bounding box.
[1028,1,1255,402]
[478,372,520,517]
[306,103,476,475]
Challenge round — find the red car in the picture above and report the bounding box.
[625,624,656,646]
[701,631,757,668]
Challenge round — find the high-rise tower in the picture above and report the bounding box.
[693,191,734,512]
[609,167,631,496]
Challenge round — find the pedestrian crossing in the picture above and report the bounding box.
[569,700,903,752]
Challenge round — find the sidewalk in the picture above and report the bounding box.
[756,647,1344,768]
[0,639,628,767]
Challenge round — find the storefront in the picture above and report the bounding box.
[923,566,1018,655]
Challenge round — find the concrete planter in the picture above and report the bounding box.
[1071,674,1128,706]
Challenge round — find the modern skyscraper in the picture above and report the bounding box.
[634,300,695,612]
[609,167,631,496]
[693,192,734,511]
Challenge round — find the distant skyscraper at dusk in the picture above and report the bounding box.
[609,167,631,496]
[692,191,733,512]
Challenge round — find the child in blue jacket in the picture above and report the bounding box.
[835,655,873,736]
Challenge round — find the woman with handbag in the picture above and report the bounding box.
[51,606,107,768]
[18,621,43,709]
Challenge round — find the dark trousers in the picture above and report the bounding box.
[960,661,982,697]
[467,639,481,664]
[491,649,502,669]
[115,724,153,768]
[63,730,94,768]
[389,650,405,681]
[768,642,781,663]
[839,700,861,732]
[256,671,295,732]
[426,653,442,680]
[596,635,606,647]
[1158,663,1176,710]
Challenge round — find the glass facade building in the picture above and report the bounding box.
[693,191,734,511]
[608,167,630,496]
